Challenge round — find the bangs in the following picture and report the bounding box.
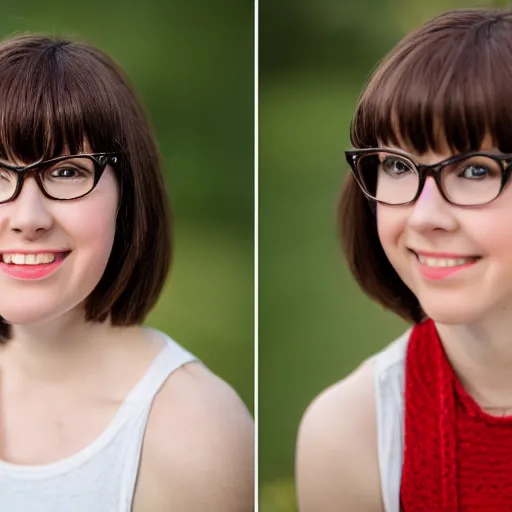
[0,37,125,163]
[351,9,512,155]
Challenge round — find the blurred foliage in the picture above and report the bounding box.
[0,1,254,410]
[260,478,297,512]
[259,0,496,510]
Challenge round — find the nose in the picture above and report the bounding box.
[6,177,53,239]
[406,177,458,233]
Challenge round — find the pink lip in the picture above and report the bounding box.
[0,253,69,281]
[413,254,479,281]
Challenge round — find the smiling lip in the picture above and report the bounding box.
[409,249,480,281]
[411,250,480,259]
[0,251,70,281]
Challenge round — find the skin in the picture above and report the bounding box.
[0,149,254,511]
[378,142,512,413]
[297,140,512,510]
[296,359,383,512]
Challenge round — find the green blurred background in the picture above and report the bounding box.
[259,1,497,510]
[0,2,254,409]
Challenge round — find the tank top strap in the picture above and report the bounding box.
[372,327,411,512]
[117,329,198,511]
[0,329,199,512]
[122,328,198,411]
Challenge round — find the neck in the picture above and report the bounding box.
[436,312,512,410]
[0,309,122,384]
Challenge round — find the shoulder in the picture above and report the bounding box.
[296,329,411,512]
[296,356,382,512]
[138,357,254,511]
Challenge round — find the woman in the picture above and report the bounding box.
[297,7,512,512]
[0,34,253,511]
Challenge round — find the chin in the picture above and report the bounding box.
[418,297,489,326]
[0,303,73,327]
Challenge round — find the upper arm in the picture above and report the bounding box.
[296,361,383,512]
[138,363,254,512]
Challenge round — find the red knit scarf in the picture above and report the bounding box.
[400,319,512,511]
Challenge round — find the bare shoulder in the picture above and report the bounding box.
[136,361,254,512]
[296,357,383,512]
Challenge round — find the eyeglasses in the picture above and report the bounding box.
[345,148,512,206]
[0,152,120,204]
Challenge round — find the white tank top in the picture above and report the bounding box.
[0,328,197,512]
[371,328,411,512]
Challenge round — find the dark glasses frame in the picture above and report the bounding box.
[345,147,512,206]
[0,152,120,204]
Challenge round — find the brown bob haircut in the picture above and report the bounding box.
[339,8,512,324]
[0,34,171,341]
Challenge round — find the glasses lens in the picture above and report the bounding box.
[0,167,17,202]
[441,156,502,206]
[356,152,419,204]
[40,157,96,200]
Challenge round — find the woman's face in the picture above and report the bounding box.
[0,150,119,326]
[377,143,512,325]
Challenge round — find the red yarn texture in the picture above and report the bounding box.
[400,319,512,511]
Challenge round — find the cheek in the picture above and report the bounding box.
[376,205,407,254]
[59,174,119,279]
[451,184,512,257]
[456,192,512,258]
[375,205,415,286]
[473,220,512,261]
[66,204,117,256]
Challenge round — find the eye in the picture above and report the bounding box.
[380,157,414,177]
[52,168,77,178]
[459,165,489,179]
[49,166,88,179]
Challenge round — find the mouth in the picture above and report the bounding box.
[0,251,72,265]
[409,249,481,268]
